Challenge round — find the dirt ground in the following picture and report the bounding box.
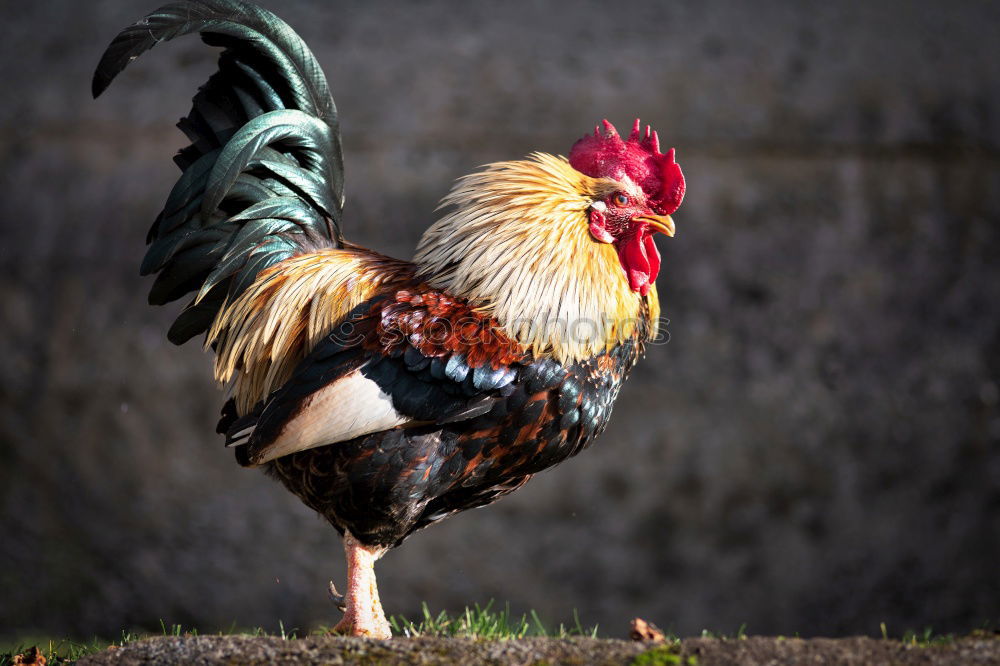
[68,634,1000,665]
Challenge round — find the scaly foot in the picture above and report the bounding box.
[327,534,392,638]
[330,609,391,639]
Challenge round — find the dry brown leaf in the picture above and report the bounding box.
[630,617,666,642]
[11,646,46,665]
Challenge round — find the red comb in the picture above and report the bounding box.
[569,118,685,215]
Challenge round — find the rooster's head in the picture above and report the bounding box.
[569,119,686,296]
[416,119,684,362]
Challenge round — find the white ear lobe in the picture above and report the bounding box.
[590,200,607,213]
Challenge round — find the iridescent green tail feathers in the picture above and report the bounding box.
[93,0,345,344]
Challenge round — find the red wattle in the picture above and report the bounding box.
[643,233,661,285]
[619,232,650,294]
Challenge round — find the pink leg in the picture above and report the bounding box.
[331,532,391,639]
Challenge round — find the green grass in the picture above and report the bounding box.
[388,601,599,639]
[879,622,958,647]
[0,602,598,663]
[697,623,748,640]
[0,630,142,665]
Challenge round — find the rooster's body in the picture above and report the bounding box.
[94,1,685,638]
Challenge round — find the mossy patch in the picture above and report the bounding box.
[630,644,696,666]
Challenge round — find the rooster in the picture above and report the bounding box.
[94,0,684,638]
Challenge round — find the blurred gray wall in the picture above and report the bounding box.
[2,0,998,639]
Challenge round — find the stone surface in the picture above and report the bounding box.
[72,635,1000,666]
[1,0,999,641]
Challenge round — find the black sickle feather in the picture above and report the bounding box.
[92,1,337,130]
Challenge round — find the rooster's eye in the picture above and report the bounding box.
[612,193,629,207]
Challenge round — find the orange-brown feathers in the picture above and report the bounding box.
[370,288,524,370]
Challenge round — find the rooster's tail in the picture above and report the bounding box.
[94,0,345,344]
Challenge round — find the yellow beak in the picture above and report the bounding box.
[634,214,675,237]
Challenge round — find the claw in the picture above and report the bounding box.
[328,580,347,612]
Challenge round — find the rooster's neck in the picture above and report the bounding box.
[414,153,660,364]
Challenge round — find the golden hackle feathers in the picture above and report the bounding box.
[414,153,659,364]
[207,248,412,413]
[208,154,662,413]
